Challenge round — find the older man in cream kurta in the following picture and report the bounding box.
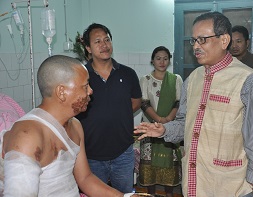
[134,12,253,197]
[180,54,253,196]
[136,54,253,197]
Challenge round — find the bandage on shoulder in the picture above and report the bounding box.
[4,150,42,196]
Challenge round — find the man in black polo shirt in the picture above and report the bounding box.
[76,23,142,193]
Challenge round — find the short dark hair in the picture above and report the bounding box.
[38,55,82,98]
[193,11,232,49]
[83,23,112,47]
[232,25,249,41]
[151,46,172,62]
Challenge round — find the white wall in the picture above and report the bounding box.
[0,0,175,125]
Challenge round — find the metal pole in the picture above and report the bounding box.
[27,0,35,108]
[64,0,68,42]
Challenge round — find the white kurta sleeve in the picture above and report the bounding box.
[175,74,183,101]
[139,75,149,100]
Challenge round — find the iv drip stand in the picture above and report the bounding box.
[27,0,35,108]
[11,0,35,108]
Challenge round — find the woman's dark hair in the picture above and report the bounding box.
[151,46,172,63]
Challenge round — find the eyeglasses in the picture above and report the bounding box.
[189,34,222,46]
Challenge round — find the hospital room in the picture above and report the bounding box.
[0,0,253,196]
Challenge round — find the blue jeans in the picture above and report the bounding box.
[88,144,134,193]
[244,193,253,197]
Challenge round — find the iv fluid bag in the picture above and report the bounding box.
[41,8,56,38]
[12,9,24,31]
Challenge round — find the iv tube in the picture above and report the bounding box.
[41,7,56,56]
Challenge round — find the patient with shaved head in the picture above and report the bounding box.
[0,55,138,197]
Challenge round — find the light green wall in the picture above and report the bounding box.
[82,0,174,53]
[0,0,83,53]
[0,0,174,54]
